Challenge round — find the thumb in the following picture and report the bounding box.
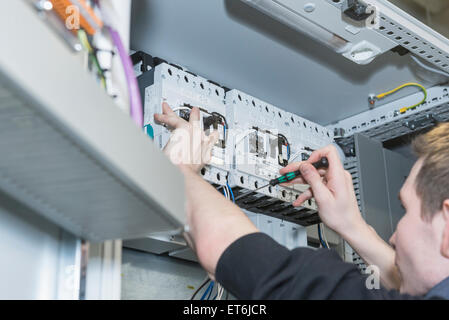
[299,163,332,203]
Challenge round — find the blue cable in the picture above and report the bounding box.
[226,181,235,203]
[207,281,215,300]
[317,224,327,249]
[200,281,214,300]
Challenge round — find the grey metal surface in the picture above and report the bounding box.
[169,247,198,263]
[0,1,185,241]
[355,134,392,240]
[383,148,415,229]
[121,248,206,300]
[84,240,122,300]
[0,191,76,299]
[131,0,439,125]
[354,133,414,241]
[124,236,186,255]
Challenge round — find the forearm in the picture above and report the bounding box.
[182,169,259,277]
[341,218,400,290]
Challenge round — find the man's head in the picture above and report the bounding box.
[390,123,449,295]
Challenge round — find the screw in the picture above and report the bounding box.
[36,0,53,11]
[304,3,316,12]
[368,94,376,108]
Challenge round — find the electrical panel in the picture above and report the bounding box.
[138,55,334,227]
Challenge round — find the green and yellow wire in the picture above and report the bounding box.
[374,82,427,114]
[77,29,107,89]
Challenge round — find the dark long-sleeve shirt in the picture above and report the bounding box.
[216,232,449,300]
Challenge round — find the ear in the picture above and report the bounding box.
[442,200,449,259]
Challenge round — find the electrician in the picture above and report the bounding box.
[154,102,449,299]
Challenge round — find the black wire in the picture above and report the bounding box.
[211,112,228,129]
[190,279,210,300]
[278,133,290,148]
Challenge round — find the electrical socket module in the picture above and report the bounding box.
[141,58,334,226]
[144,62,230,186]
[226,90,334,226]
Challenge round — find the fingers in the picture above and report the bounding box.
[154,102,190,129]
[279,162,301,175]
[307,145,343,170]
[280,162,326,178]
[293,188,313,207]
[154,113,187,129]
[280,169,326,187]
[306,144,346,182]
[189,107,200,123]
[299,162,332,203]
[162,102,176,116]
[280,177,306,187]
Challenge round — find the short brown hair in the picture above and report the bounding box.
[412,122,449,219]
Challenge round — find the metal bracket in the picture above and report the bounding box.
[342,0,375,21]
[403,114,441,130]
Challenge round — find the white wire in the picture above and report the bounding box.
[216,284,225,300]
[235,128,257,146]
[320,223,330,249]
[223,185,229,200]
[172,107,192,113]
[216,284,221,300]
[411,55,449,78]
[289,150,303,162]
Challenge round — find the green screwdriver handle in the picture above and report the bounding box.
[269,157,329,186]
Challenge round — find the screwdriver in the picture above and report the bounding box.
[234,157,329,201]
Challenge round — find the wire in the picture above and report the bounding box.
[207,281,215,300]
[190,277,210,300]
[317,224,327,249]
[374,82,427,114]
[289,150,303,162]
[172,107,192,113]
[223,186,228,199]
[226,181,235,203]
[77,29,106,89]
[217,284,225,300]
[321,223,330,249]
[200,281,214,300]
[107,26,144,128]
[411,55,449,78]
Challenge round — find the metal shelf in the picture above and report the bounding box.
[0,1,185,242]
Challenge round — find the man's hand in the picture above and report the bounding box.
[281,145,400,289]
[279,145,364,237]
[154,102,219,174]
